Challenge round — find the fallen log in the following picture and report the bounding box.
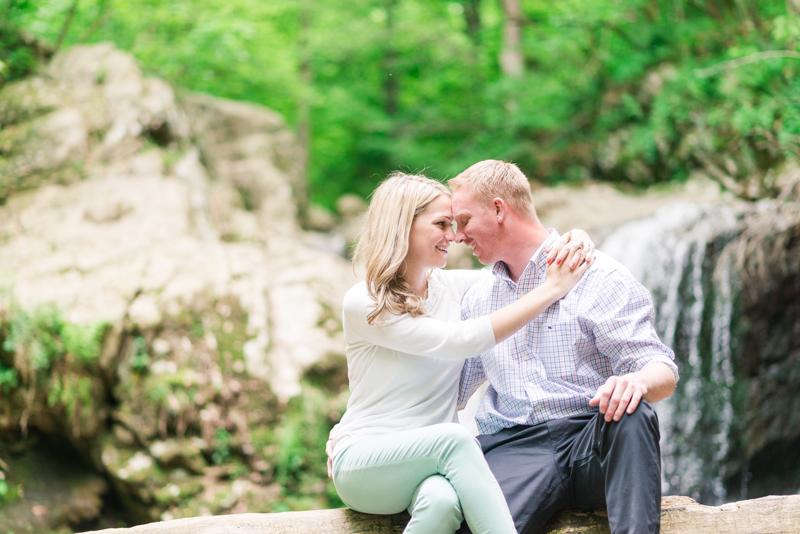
[82,494,800,534]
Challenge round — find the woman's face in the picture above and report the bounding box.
[405,194,456,271]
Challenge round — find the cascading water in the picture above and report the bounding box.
[601,202,747,504]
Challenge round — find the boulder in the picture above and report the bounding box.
[0,42,354,531]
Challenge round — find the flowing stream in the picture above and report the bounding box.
[602,202,747,504]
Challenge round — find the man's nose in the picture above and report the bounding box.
[454,230,466,243]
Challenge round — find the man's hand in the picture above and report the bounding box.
[589,362,676,422]
[589,374,649,422]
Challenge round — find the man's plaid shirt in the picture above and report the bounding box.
[457,231,679,436]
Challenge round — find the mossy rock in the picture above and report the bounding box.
[0,107,87,201]
[0,77,62,128]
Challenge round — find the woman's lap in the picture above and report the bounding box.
[333,423,475,514]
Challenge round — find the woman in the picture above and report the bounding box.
[328,173,594,534]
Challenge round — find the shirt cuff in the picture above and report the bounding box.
[633,355,680,383]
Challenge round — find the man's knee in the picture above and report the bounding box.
[621,399,659,434]
[598,399,661,460]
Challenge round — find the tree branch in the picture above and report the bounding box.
[695,50,800,78]
[54,0,79,54]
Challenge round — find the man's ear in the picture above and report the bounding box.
[493,198,508,223]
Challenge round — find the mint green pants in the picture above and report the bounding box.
[333,423,517,534]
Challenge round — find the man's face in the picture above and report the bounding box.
[451,187,501,265]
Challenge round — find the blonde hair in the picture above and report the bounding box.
[353,172,450,325]
[448,160,538,221]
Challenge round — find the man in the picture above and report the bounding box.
[450,160,678,534]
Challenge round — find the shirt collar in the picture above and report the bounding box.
[492,229,560,286]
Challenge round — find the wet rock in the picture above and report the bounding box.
[600,185,800,505]
[0,437,107,534]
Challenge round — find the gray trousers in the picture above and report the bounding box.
[459,401,662,534]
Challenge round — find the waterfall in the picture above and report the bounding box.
[601,202,746,504]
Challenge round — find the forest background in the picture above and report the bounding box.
[1,0,800,525]
[2,0,799,213]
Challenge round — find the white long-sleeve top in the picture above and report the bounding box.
[332,268,495,457]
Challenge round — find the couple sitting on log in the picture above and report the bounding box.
[326,160,678,534]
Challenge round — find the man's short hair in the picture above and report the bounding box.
[448,160,538,221]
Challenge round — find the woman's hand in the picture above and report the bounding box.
[489,245,593,343]
[545,229,595,269]
[326,439,334,479]
[543,245,593,300]
[326,423,340,479]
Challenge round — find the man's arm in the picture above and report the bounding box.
[457,356,486,410]
[584,265,679,422]
[589,361,676,422]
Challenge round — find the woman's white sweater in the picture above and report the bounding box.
[332,268,495,457]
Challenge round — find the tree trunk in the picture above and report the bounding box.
[383,0,399,116]
[79,495,800,534]
[295,0,313,224]
[499,0,524,77]
[54,0,79,54]
[462,0,481,47]
[78,0,110,43]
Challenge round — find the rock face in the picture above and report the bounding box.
[726,189,800,499]
[599,173,800,505]
[0,43,355,532]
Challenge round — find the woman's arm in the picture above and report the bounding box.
[346,236,595,358]
[346,248,592,358]
[489,247,591,343]
[344,289,497,359]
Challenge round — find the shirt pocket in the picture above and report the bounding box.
[539,321,585,378]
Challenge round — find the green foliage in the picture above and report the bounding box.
[130,336,151,373]
[62,322,106,363]
[7,0,799,203]
[2,304,106,371]
[3,304,63,371]
[46,373,95,423]
[0,363,18,393]
[211,428,232,465]
[272,383,345,509]
[0,472,21,508]
[0,6,41,88]
[0,302,107,435]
